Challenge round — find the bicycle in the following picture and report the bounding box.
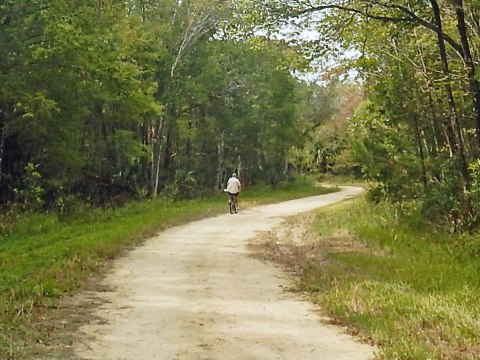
[227,192,238,214]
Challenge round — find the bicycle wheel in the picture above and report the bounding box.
[229,196,236,214]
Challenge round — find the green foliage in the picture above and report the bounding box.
[0,0,315,210]
[288,81,362,176]
[161,37,307,190]
[255,0,480,229]
[13,163,45,210]
[349,101,423,201]
[161,170,198,200]
[0,0,162,206]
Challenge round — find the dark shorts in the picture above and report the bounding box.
[228,192,239,198]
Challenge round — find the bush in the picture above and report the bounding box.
[14,163,45,211]
[161,170,198,200]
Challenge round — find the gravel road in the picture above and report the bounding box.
[75,186,376,360]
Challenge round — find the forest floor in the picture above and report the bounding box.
[41,186,376,360]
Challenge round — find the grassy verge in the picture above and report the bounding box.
[262,197,480,359]
[242,179,337,205]
[0,179,334,359]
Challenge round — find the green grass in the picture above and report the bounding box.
[0,179,335,359]
[301,198,480,359]
[242,179,337,204]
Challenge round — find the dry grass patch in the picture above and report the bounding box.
[249,211,383,278]
[249,213,327,278]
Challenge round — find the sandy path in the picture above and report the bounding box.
[75,186,376,360]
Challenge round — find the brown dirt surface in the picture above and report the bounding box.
[39,186,377,360]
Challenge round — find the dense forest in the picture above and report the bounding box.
[0,0,351,211]
[2,0,480,230]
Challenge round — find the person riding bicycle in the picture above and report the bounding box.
[226,172,242,210]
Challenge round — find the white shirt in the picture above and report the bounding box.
[226,177,241,194]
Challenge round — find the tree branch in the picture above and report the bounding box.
[290,2,463,56]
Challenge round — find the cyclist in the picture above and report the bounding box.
[226,172,242,211]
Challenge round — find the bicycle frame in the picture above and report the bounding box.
[228,193,237,214]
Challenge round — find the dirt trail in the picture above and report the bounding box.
[75,186,376,360]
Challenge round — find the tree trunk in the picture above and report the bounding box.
[453,0,480,150]
[0,120,6,198]
[412,116,428,190]
[140,123,150,190]
[215,132,226,191]
[426,90,443,157]
[416,41,450,157]
[150,117,165,198]
[236,155,243,185]
[163,131,174,184]
[431,0,472,214]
